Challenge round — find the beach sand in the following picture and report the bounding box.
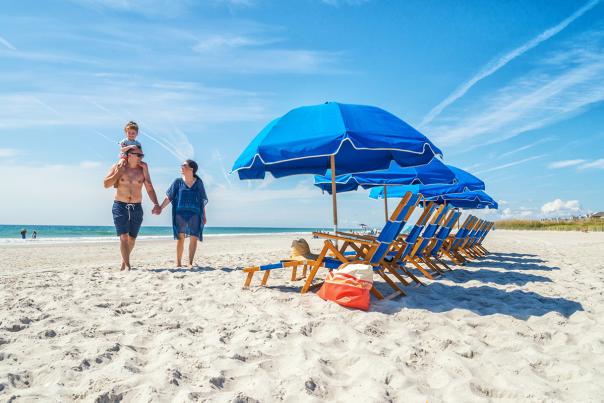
[1,230,604,402]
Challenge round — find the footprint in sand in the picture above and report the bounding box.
[7,371,33,389]
[94,391,123,403]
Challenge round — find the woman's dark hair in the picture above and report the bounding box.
[185,159,201,180]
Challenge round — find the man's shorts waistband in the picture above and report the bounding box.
[113,201,142,207]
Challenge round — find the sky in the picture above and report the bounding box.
[0,0,603,228]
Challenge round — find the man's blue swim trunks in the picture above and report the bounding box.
[112,201,143,238]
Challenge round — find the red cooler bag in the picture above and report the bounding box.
[317,263,374,311]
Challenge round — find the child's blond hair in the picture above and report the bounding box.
[124,121,139,133]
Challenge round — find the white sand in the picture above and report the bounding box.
[1,230,604,402]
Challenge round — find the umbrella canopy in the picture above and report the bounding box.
[313,158,456,195]
[231,102,444,234]
[428,190,498,210]
[369,165,485,200]
[232,102,443,179]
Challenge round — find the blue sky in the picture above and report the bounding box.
[0,0,603,227]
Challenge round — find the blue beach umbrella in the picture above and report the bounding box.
[427,190,498,210]
[314,158,456,221]
[369,165,485,200]
[232,102,443,232]
[313,158,456,194]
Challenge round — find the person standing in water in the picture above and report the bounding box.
[158,160,208,268]
[32,231,37,240]
[20,228,27,239]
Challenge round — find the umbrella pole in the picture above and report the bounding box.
[383,185,389,222]
[330,155,338,240]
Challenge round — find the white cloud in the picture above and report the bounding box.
[548,159,587,169]
[0,34,17,51]
[427,32,604,149]
[547,158,604,169]
[69,0,192,17]
[0,148,20,158]
[193,35,278,52]
[498,137,554,159]
[541,199,582,216]
[579,158,604,169]
[420,0,601,127]
[474,154,545,174]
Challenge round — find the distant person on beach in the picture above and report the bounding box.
[117,121,143,168]
[104,146,161,271]
[158,160,208,268]
[32,231,37,240]
[20,228,27,239]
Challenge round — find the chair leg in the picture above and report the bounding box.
[260,270,270,286]
[434,257,453,271]
[421,257,444,275]
[243,269,256,288]
[301,246,330,293]
[384,265,410,287]
[399,265,425,286]
[376,269,406,296]
[291,266,297,281]
[370,286,384,299]
[243,266,261,288]
[408,257,434,280]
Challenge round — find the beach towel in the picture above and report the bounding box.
[317,263,373,311]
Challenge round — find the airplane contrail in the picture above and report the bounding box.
[420,0,601,127]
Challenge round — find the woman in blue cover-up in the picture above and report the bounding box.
[159,160,208,268]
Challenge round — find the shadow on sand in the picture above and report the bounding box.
[149,266,236,273]
[443,268,552,286]
[372,282,583,320]
[466,259,560,272]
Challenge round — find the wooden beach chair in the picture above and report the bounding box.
[242,192,419,299]
[418,208,462,273]
[301,192,421,299]
[473,222,494,255]
[393,204,454,281]
[440,215,477,265]
[458,218,486,259]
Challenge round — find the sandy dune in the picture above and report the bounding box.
[1,230,604,402]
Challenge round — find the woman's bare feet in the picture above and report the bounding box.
[120,262,126,271]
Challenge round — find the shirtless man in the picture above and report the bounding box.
[104,147,161,270]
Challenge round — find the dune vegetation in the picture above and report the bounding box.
[496,217,604,232]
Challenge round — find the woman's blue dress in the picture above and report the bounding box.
[166,178,208,240]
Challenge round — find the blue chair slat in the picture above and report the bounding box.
[260,262,287,271]
[370,242,391,264]
[422,223,439,238]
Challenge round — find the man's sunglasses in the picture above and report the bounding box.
[131,153,144,158]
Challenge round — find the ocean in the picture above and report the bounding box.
[0,225,340,244]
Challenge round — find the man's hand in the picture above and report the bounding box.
[152,205,161,215]
[117,159,127,168]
